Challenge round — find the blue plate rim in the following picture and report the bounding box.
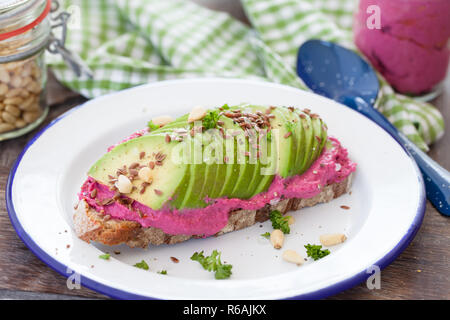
[5,78,426,300]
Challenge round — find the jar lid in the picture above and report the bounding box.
[0,0,50,40]
[0,0,33,14]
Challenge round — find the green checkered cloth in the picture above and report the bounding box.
[47,0,445,151]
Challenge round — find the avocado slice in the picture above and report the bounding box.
[307,116,328,170]
[177,132,208,209]
[252,127,276,195]
[228,128,253,198]
[278,107,300,177]
[297,112,314,174]
[291,109,306,176]
[208,116,239,199]
[150,115,189,134]
[269,107,294,178]
[194,129,221,204]
[239,106,270,198]
[88,133,189,210]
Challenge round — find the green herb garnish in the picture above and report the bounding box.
[133,260,149,270]
[261,232,271,239]
[304,244,330,261]
[147,120,159,131]
[158,270,167,275]
[269,210,291,234]
[190,250,232,279]
[285,121,295,133]
[99,253,110,260]
[201,109,221,131]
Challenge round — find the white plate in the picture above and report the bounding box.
[6,78,425,299]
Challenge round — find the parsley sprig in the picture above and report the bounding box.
[147,120,160,131]
[190,250,232,279]
[201,109,221,130]
[99,253,110,260]
[133,260,149,270]
[304,244,330,261]
[261,232,271,239]
[270,210,291,234]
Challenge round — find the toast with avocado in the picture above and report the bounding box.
[74,104,356,247]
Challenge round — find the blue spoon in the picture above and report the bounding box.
[297,39,450,216]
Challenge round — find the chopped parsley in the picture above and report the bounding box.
[133,260,149,270]
[190,250,232,280]
[158,270,167,275]
[201,109,221,130]
[270,210,291,234]
[304,244,330,261]
[285,121,295,133]
[261,232,271,239]
[147,120,159,131]
[99,253,110,260]
[220,104,230,110]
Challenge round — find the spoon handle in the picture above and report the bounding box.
[347,97,450,216]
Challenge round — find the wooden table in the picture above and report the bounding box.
[0,0,449,300]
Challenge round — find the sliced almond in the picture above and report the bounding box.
[151,115,174,127]
[270,229,284,249]
[282,250,304,266]
[320,233,347,247]
[188,106,207,123]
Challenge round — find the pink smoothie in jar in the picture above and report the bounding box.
[354,0,450,95]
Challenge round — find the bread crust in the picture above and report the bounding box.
[73,174,353,248]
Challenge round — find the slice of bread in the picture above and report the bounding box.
[73,174,353,248]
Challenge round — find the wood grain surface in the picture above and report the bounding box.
[0,0,449,300]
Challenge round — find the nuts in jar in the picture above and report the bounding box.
[0,56,43,133]
[0,0,52,140]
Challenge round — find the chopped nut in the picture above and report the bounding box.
[115,175,133,194]
[151,115,174,127]
[138,167,152,183]
[282,250,304,266]
[320,233,347,246]
[270,229,284,249]
[188,106,207,123]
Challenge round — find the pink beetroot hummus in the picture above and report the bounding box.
[79,137,356,237]
[354,0,450,94]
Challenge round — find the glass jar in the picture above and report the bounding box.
[354,0,450,100]
[0,0,51,140]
